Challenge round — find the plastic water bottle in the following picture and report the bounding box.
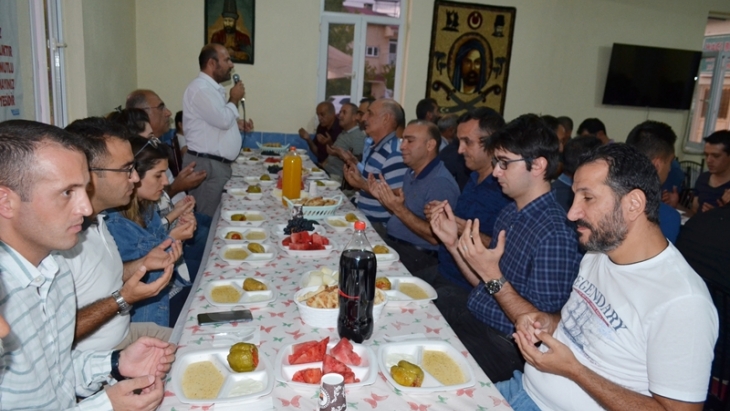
[337,221,377,343]
[282,147,301,206]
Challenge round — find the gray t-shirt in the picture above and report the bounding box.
[322,126,366,177]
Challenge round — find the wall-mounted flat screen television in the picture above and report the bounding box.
[602,43,702,110]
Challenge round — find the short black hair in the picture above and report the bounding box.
[625,120,676,160]
[557,116,573,133]
[360,97,375,105]
[407,119,441,154]
[342,102,358,113]
[488,113,560,180]
[577,143,660,224]
[437,113,458,133]
[456,107,505,151]
[540,115,561,134]
[106,108,151,137]
[66,117,132,168]
[577,118,606,135]
[416,98,438,120]
[563,135,602,175]
[0,120,89,201]
[175,110,183,126]
[199,44,220,70]
[704,130,730,155]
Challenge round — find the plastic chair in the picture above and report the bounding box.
[704,277,730,410]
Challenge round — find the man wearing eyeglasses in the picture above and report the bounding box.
[430,114,582,383]
[60,117,182,352]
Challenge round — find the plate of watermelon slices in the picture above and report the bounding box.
[278,231,336,258]
[275,337,377,389]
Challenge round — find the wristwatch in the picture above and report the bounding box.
[111,290,131,315]
[485,276,507,295]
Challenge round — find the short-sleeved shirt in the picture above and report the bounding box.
[356,132,407,223]
[467,191,582,336]
[437,172,512,290]
[322,125,366,177]
[694,171,730,211]
[314,119,343,164]
[661,159,684,191]
[387,158,460,250]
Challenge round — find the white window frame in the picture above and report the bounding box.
[317,0,407,105]
[684,50,729,154]
[365,46,379,57]
[28,0,67,126]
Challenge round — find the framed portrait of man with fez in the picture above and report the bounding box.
[426,1,516,115]
[205,0,256,64]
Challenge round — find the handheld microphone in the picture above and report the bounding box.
[232,74,248,144]
[232,74,245,103]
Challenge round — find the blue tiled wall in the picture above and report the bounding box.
[240,131,318,163]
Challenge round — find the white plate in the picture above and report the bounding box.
[295,148,307,155]
[278,237,336,258]
[378,340,475,393]
[271,188,309,200]
[372,244,399,267]
[243,157,261,164]
[323,215,357,232]
[379,276,437,304]
[204,278,276,307]
[219,243,276,267]
[316,179,340,189]
[221,210,266,227]
[273,223,326,238]
[170,348,274,404]
[243,176,276,186]
[256,142,290,152]
[227,188,264,201]
[218,227,269,244]
[306,174,328,180]
[275,339,377,389]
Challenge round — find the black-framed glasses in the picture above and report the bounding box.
[89,163,137,179]
[134,137,160,157]
[491,156,531,170]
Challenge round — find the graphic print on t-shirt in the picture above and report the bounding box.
[560,274,627,363]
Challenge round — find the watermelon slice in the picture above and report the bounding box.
[291,231,311,244]
[323,354,359,383]
[282,237,292,246]
[330,338,361,366]
[292,367,323,384]
[288,337,329,364]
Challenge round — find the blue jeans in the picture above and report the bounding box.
[496,371,542,411]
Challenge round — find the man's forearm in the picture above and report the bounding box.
[123,259,143,282]
[493,282,540,324]
[75,297,119,343]
[392,206,439,245]
[570,364,701,411]
[445,245,482,286]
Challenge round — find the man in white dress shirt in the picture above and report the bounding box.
[182,43,250,217]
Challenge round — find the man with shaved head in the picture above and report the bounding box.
[298,101,343,164]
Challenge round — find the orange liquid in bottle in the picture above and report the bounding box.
[282,147,302,206]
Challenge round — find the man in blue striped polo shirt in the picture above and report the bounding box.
[0,120,175,410]
[342,98,408,234]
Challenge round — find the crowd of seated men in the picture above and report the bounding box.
[0,43,727,408]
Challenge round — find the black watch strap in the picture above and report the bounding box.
[110,350,126,381]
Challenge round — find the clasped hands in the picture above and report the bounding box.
[513,311,581,379]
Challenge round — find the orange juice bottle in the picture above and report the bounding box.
[282,147,302,206]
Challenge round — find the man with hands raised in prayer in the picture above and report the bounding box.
[430,114,581,383]
[497,144,718,411]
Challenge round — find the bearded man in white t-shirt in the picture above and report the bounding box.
[497,143,719,411]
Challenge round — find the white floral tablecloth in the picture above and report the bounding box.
[159,156,512,411]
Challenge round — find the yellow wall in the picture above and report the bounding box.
[66,0,730,153]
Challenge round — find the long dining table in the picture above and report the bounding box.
[159,149,513,411]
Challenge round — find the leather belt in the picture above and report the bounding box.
[187,149,234,164]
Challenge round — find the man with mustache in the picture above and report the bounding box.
[0,120,176,410]
[497,144,718,411]
[432,114,582,383]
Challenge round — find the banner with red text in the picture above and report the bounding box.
[0,1,22,121]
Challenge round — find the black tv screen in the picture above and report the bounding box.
[602,43,701,110]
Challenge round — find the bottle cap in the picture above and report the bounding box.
[289,146,297,152]
[354,221,366,231]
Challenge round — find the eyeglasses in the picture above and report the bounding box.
[89,163,137,179]
[491,156,531,170]
[142,102,166,112]
[134,137,160,157]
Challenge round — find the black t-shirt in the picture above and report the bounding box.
[676,206,730,289]
[693,172,730,211]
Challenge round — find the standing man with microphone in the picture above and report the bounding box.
[182,43,253,217]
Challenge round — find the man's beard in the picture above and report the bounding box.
[224,24,235,34]
[463,70,479,86]
[575,201,628,252]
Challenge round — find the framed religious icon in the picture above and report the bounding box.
[205,0,255,64]
[426,1,516,115]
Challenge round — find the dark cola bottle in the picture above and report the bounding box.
[337,220,377,343]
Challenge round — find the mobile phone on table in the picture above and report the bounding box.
[198,310,253,325]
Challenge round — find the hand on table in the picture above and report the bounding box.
[118,336,177,378]
[457,221,505,282]
[429,201,459,248]
[661,187,679,208]
[106,375,164,411]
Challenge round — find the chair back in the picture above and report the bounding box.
[704,277,730,410]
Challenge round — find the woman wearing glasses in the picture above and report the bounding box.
[106,136,197,327]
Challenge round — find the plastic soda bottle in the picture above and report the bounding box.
[337,221,377,343]
[282,147,302,206]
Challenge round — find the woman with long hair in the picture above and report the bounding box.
[106,136,196,327]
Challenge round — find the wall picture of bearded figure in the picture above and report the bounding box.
[205,0,255,64]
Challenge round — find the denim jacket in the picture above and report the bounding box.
[105,208,188,327]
